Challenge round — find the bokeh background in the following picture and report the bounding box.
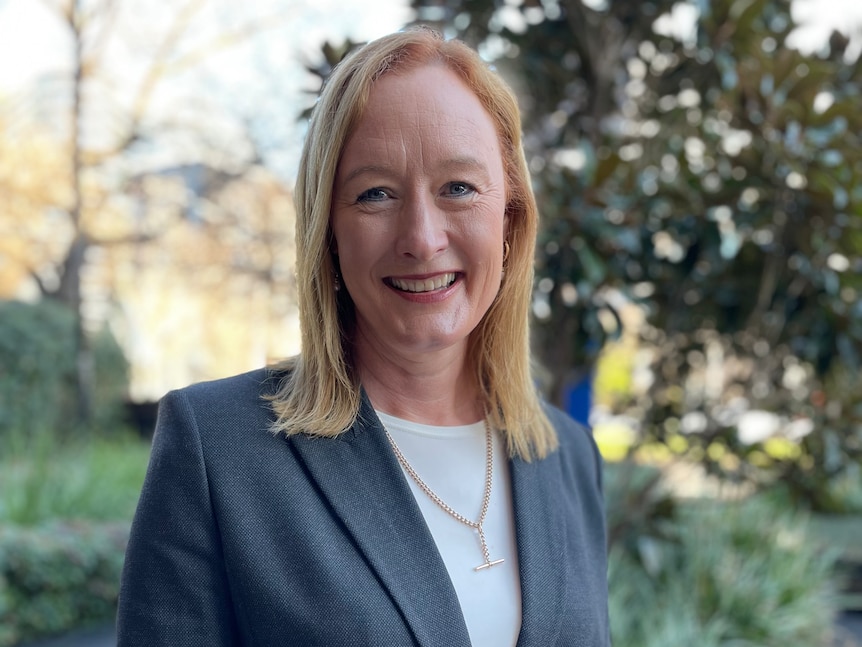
[1,0,861,645]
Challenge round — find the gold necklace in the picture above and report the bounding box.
[383,419,505,572]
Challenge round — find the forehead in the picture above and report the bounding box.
[340,64,502,166]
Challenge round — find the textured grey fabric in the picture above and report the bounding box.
[117,368,609,646]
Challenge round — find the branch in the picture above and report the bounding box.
[127,0,209,127]
[39,0,75,24]
[80,0,121,68]
[89,231,160,247]
[563,0,625,144]
[30,269,50,296]
[744,186,792,336]
[0,241,47,274]
[165,11,292,74]
[94,3,291,166]
[73,0,208,166]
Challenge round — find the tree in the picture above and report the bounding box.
[409,0,862,508]
[0,0,292,424]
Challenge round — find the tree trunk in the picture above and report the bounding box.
[66,0,93,426]
[52,233,94,426]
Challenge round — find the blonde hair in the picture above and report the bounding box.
[269,27,557,459]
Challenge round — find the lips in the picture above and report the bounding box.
[387,273,457,293]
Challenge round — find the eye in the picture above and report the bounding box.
[444,182,476,197]
[357,187,390,202]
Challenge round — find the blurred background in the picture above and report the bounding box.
[1,0,861,645]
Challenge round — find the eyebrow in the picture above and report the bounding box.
[341,165,392,184]
[437,157,489,174]
[341,157,490,184]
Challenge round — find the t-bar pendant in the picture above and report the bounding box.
[474,558,505,571]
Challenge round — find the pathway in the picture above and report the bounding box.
[19,624,114,647]
[836,611,862,646]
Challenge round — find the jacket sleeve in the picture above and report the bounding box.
[117,389,241,646]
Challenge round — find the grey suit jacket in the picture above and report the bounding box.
[117,368,609,646]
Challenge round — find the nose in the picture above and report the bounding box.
[395,192,448,262]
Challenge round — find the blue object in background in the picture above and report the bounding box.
[564,372,593,427]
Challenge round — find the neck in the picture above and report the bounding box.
[354,333,483,426]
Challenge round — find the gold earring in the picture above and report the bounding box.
[503,240,510,262]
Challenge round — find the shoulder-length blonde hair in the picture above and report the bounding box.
[269,27,557,459]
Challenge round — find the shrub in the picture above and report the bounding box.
[0,521,129,647]
[608,493,841,646]
[0,436,148,644]
[0,300,75,437]
[0,299,129,441]
[91,325,131,432]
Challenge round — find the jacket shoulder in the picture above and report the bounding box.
[177,367,283,402]
[156,367,288,444]
[542,401,604,491]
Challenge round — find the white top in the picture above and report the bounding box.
[377,411,522,647]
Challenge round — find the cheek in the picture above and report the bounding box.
[468,209,507,258]
[333,230,381,279]
[331,219,358,259]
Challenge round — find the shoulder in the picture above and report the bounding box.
[541,401,604,492]
[177,367,283,403]
[155,367,289,445]
[161,367,288,418]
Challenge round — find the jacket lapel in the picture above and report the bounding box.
[511,450,569,646]
[288,395,472,647]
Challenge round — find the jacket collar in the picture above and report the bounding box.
[289,391,567,647]
[289,393,472,647]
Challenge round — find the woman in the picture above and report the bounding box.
[117,28,609,647]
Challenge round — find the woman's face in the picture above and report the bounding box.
[331,64,508,362]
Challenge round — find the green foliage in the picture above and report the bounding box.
[299,38,363,121]
[0,521,129,647]
[778,366,862,511]
[0,299,130,440]
[604,461,677,552]
[0,437,150,526]
[607,488,840,645]
[91,324,131,431]
[0,437,148,644]
[0,299,76,436]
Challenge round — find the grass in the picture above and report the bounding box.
[0,432,151,526]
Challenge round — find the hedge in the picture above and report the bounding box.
[0,299,129,440]
[0,521,129,647]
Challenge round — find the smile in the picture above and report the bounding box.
[387,273,457,293]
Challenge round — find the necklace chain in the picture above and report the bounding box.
[383,419,505,572]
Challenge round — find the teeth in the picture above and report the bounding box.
[390,273,456,293]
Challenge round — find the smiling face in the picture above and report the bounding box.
[331,63,508,364]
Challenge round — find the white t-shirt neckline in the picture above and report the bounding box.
[375,409,522,647]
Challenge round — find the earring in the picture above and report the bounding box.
[501,240,510,280]
[333,269,342,292]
